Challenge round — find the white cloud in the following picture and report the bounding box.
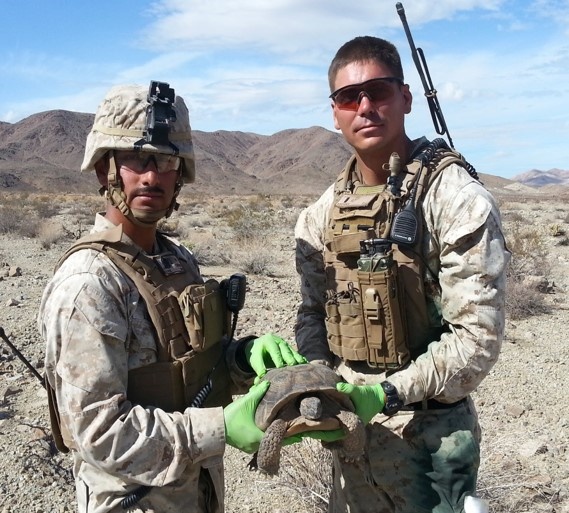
[1,0,568,177]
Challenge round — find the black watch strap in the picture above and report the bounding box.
[380,381,404,416]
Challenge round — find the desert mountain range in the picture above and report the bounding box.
[0,109,567,197]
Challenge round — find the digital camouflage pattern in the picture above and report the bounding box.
[81,84,196,183]
[329,400,482,513]
[39,214,251,513]
[295,141,510,512]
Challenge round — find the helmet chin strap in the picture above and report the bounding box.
[104,153,181,227]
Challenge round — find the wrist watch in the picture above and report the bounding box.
[380,381,404,416]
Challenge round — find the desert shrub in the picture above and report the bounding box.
[189,241,231,267]
[0,204,21,234]
[506,279,550,320]
[505,223,550,278]
[504,223,551,320]
[235,246,275,276]
[224,205,274,241]
[548,223,565,237]
[27,195,60,218]
[16,216,42,238]
[39,221,65,249]
[66,197,101,226]
[503,210,525,223]
[0,204,41,237]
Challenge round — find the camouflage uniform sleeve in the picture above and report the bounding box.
[388,164,511,405]
[294,184,336,365]
[40,251,225,488]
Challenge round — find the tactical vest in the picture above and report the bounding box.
[323,139,467,371]
[47,224,232,452]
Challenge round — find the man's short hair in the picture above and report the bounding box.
[328,36,404,91]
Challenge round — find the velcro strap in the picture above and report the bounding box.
[92,124,190,140]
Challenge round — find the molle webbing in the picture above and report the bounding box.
[57,225,201,360]
[48,226,232,452]
[323,143,462,369]
[55,226,231,407]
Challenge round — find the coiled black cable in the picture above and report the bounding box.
[121,484,151,510]
[416,137,479,181]
[190,377,214,408]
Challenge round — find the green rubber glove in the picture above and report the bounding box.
[300,429,346,443]
[244,333,307,380]
[224,381,269,453]
[336,382,386,425]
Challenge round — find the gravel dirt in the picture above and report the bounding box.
[0,193,567,513]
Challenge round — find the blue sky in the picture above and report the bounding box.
[1,0,568,179]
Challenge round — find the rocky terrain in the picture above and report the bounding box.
[0,189,568,513]
[1,108,568,199]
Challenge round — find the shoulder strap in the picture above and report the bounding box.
[55,225,201,362]
[407,138,477,207]
[334,155,358,196]
[55,224,124,272]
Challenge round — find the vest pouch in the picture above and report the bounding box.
[179,342,233,408]
[326,229,375,256]
[177,279,228,352]
[357,265,410,370]
[325,287,369,361]
[127,361,186,412]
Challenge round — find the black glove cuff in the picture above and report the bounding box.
[234,335,257,373]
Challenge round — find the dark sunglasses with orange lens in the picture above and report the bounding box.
[330,77,404,111]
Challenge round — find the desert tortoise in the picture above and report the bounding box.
[251,363,365,475]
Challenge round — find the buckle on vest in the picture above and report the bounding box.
[363,288,381,320]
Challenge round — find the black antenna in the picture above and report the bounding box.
[0,326,45,386]
[396,2,455,149]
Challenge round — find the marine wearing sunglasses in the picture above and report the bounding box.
[113,150,182,174]
[329,77,404,111]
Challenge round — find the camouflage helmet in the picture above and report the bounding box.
[81,83,195,183]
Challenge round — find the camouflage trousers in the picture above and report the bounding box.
[329,398,481,513]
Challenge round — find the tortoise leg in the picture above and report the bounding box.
[336,410,366,462]
[256,418,287,476]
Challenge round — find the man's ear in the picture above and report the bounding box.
[94,156,109,187]
[332,102,341,130]
[402,84,412,115]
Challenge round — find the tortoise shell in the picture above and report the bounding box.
[255,363,354,430]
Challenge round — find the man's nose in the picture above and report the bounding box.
[356,91,374,112]
[139,156,161,183]
[142,155,159,172]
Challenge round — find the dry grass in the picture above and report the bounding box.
[503,221,553,320]
[477,433,564,512]
[38,220,65,249]
[255,440,332,513]
[0,203,41,237]
[0,192,99,240]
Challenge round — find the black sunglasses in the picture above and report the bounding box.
[330,77,404,111]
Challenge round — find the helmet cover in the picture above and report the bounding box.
[81,84,195,183]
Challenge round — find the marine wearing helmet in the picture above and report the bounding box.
[81,81,195,225]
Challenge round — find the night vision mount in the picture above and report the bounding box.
[135,80,179,153]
